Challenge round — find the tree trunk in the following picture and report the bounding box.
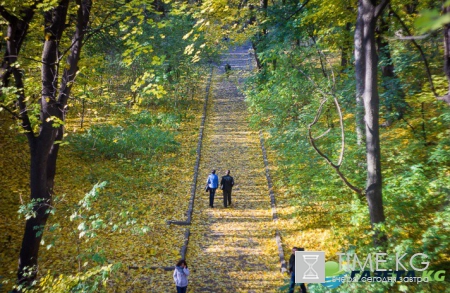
[354,1,365,146]
[442,5,450,105]
[340,22,351,70]
[250,0,268,71]
[16,0,69,285]
[376,13,406,126]
[16,0,92,286]
[358,0,388,245]
[18,139,54,284]
[252,41,262,70]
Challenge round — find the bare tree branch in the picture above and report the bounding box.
[303,45,342,164]
[390,8,439,98]
[335,167,364,195]
[4,55,48,64]
[307,99,364,196]
[375,0,389,19]
[333,90,345,167]
[297,63,364,196]
[285,0,310,21]
[307,99,335,166]
[0,104,20,119]
[389,32,431,40]
[313,128,331,140]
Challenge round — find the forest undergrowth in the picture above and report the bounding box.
[0,79,206,291]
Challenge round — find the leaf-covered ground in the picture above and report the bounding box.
[185,45,284,292]
[0,90,204,291]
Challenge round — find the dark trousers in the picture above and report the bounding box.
[288,273,307,293]
[223,190,232,207]
[209,188,216,207]
[176,286,187,293]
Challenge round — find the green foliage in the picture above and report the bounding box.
[22,264,120,293]
[415,1,450,33]
[70,182,108,239]
[127,110,181,129]
[68,124,179,159]
[429,111,450,165]
[6,183,123,292]
[422,205,450,264]
[244,0,450,291]
[18,198,51,220]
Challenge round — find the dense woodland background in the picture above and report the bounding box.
[0,0,449,292]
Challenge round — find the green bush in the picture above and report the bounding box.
[69,124,179,159]
[127,111,181,129]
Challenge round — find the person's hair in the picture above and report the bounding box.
[292,247,299,250]
[212,169,216,174]
[298,247,305,251]
[176,259,187,267]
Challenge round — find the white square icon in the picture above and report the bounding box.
[295,251,325,283]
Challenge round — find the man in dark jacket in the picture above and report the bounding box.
[220,170,234,207]
[288,247,307,293]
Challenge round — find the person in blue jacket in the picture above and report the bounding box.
[206,169,219,208]
[173,259,190,293]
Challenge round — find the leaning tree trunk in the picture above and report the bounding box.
[17,0,92,286]
[358,0,388,245]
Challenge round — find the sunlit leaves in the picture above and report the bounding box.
[184,43,195,55]
[33,264,119,293]
[45,116,65,128]
[415,1,450,33]
[183,29,193,40]
[36,0,60,12]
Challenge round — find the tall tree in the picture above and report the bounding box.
[0,0,92,286]
[354,1,366,145]
[355,0,389,244]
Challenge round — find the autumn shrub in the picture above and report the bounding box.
[33,264,118,293]
[127,110,181,130]
[68,124,179,159]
